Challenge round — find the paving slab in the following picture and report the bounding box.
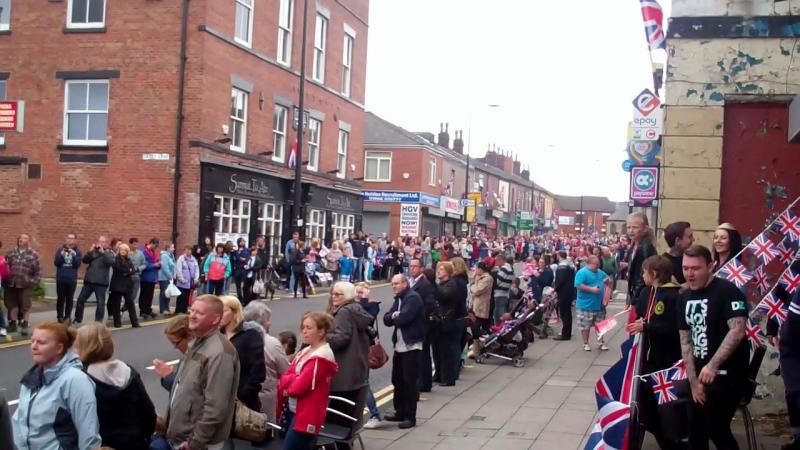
[433,435,491,450]
[481,437,535,450]
[544,407,597,435]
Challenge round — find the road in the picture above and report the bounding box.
[0,283,399,415]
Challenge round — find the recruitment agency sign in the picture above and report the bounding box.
[629,166,659,207]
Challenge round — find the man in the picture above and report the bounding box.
[3,234,41,336]
[243,301,289,419]
[492,254,514,325]
[383,274,425,429]
[54,233,82,323]
[663,221,694,284]
[73,235,115,324]
[167,295,240,450]
[351,232,366,283]
[574,255,609,351]
[552,251,576,341]
[409,258,436,393]
[255,234,270,292]
[678,245,748,450]
[284,232,299,291]
[624,212,656,304]
[128,237,146,304]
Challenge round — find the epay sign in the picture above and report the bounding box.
[632,89,660,116]
[629,166,659,206]
[631,89,662,141]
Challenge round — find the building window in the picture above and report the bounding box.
[306,117,321,171]
[277,0,294,65]
[306,208,326,240]
[272,104,288,162]
[331,212,355,242]
[0,80,5,145]
[257,202,283,264]
[67,0,106,29]
[234,0,254,47]
[0,0,11,31]
[312,13,327,82]
[365,151,391,182]
[336,129,348,179]
[230,88,247,153]
[428,157,436,186]
[341,32,354,96]
[63,80,109,146]
[213,195,251,246]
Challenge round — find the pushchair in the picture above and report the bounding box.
[474,297,538,368]
[527,286,558,339]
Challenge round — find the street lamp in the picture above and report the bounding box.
[293,0,310,237]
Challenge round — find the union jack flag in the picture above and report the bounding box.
[754,266,770,294]
[757,292,789,325]
[717,258,753,290]
[778,210,800,242]
[776,240,798,266]
[671,360,687,381]
[584,398,632,450]
[288,142,297,169]
[746,318,765,348]
[640,0,666,50]
[649,369,679,405]
[746,233,778,265]
[781,267,800,294]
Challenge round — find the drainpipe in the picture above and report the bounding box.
[172,0,190,243]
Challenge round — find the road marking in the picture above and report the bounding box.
[145,359,181,370]
[0,317,173,350]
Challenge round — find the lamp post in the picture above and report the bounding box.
[293,0,310,237]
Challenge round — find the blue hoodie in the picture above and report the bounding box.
[158,251,176,282]
[54,247,83,283]
[13,351,101,450]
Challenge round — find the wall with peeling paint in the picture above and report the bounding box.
[672,0,800,17]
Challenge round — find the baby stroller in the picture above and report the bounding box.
[528,286,558,339]
[474,299,538,368]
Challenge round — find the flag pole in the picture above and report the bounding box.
[627,333,644,450]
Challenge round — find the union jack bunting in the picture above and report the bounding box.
[288,142,297,169]
[671,360,687,381]
[717,258,753,290]
[639,0,666,50]
[757,292,789,325]
[746,318,765,348]
[778,210,800,242]
[747,233,778,265]
[583,398,632,450]
[754,266,770,294]
[781,267,800,294]
[595,335,641,404]
[649,369,679,405]
[775,240,797,267]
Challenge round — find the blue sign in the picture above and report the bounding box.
[363,191,420,203]
[622,160,632,172]
[420,193,441,208]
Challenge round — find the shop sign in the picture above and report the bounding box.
[400,203,420,237]
[491,209,504,219]
[629,166,659,206]
[0,101,24,132]
[441,196,462,215]
[631,89,662,141]
[310,186,362,213]
[363,191,419,203]
[420,193,441,208]
[202,164,285,201]
[516,211,534,231]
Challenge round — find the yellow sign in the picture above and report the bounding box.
[466,192,482,223]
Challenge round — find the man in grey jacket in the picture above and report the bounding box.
[167,295,240,450]
[128,237,147,303]
[73,235,115,324]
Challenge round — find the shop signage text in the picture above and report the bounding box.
[629,166,659,206]
[400,203,420,237]
[229,173,273,198]
[0,101,24,132]
[441,196,462,215]
[420,193,441,208]
[363,191,419,203]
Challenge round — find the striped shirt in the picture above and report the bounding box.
[494,263,514,297]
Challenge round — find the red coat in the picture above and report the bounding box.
[277,343,338,435]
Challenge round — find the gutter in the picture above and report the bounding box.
[172,0,190,243]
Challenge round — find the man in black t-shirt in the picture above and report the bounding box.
[663,221,694,284]
[678,245,748,450]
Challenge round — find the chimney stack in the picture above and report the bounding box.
[437,122,450,148]
[513,158,521,175]
[453,130,464,154]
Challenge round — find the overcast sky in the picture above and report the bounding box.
[365,0,670,201]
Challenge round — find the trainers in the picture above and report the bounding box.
[583,343,592,351]
[599,343,609,351]
[0,328,6,337]
[7,321,17,333]
[363,417,381,429]
[20,321,30,336]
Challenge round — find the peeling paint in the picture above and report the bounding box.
[780,43,792,55]
[737,51,765,66]
[687,89,699,97]
[709,92,724,101]
[704,83,714,90]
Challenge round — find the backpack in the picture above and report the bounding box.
[207,258,226,281]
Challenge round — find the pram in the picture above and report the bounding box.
[474,296,537,368]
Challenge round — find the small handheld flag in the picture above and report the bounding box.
[747,233,778,265]
[757,292,789,325]
[650,369,679,405]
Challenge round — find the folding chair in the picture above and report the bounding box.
[739,346,767,450]
[316,385,369,450]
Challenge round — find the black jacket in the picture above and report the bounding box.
[109,256,137,294]
[91,365,156,450]
[229,324,267,411]
[412,275,438,329]
[290,248,306,274]
[634,284,682,372]
[82,248,115,286]
[435,278,463,332]
[627,236,657,299]
[384,288,425,346]
[453,274,469,320]
[553,263,576,302]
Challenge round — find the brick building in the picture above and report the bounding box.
[0,0,369,276]
[554,195,616,234]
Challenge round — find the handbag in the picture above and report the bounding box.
[368,339,389,369]
[252,279,265,295]
[233,399,269,442]
[164,281,181,298]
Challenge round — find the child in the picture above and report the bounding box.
[339,249,354,282]
[522,258,537,278]
[278,330,297,362]
[509,277,524,313]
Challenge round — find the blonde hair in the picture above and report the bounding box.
[450,257,468,276]
[301,311,334,334]
[164,314,190,340]
[437,261,455,278]
[117,243,131,255]
[75,322,115,366]
[220,295,244,330]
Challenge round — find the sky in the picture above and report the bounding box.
[364,0,670,201]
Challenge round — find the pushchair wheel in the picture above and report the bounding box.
[512,355,525,368]
[475,354,485,364]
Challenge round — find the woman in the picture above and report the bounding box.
[713,222,743,271]
[325,241,343,281]
[175,245,200,314]
[421,236,432,269]
[232,237,250,303]
[108,243,141,328]
[291,241,308,298]
[624,255,684,448]
[220,295,267,411]
[242,246,264,306]
[158,242,177,315]
[355,283,383,429]
[277,312,338,450]
[139,238,161,319]
[152,314,190,392]
[75,323,156,450]
[433,261,461,386]
[385,240,400,279]
[326,282,373,429]
[450,257,471,362]
[364,241,376,282]
[12,322,102,450]
[535,257,555,298]
[242,301,290,419]
[203,243,231,295]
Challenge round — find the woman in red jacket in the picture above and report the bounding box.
[277,311,338,450]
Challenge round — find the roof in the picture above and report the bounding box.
[555,195,616,213]
[607,202,630,222]
[364,112,430,147]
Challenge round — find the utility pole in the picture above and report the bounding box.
[293,0,309,237]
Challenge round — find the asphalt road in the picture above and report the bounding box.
[0,283,399,415]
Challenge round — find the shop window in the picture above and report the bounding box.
[306,208,326,241]
[213,195,250,246]
[257,202,283,264]
[332,212,354,242]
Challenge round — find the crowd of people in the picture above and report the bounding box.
[1,208,799,450]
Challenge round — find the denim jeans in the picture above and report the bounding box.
[158,280,172,313]
[74,283,108,322]
[282,411,316,450]
[352,257,363,282]
[366,371,380,419]
[288,272,296,291]
[492,296,509,325]
[0,291,6,329]
[363,261,373,282]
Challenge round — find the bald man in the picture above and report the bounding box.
[574,255,609,351]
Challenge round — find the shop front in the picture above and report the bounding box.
[441,196,464,237]
[304,184,363,245]
[199,162,288,261]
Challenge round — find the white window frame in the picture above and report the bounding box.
[67,0,106,29]
[336,129,348,179]
[257,202,283,264]
[364,151,391,182]
[213,195,251,246]
[428,157,436,186]
[331,212,355,242]
[306,208,326,240]
[277,0,294,66]
[234,0,254,48]
[272,104,288,162]
[0,0,11,31]
[312,13,328,83]
[0,80,5,145]
[62,80,110,146]
[230,88,248,153]
[306,117,321,171]
[341,32,354,97]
